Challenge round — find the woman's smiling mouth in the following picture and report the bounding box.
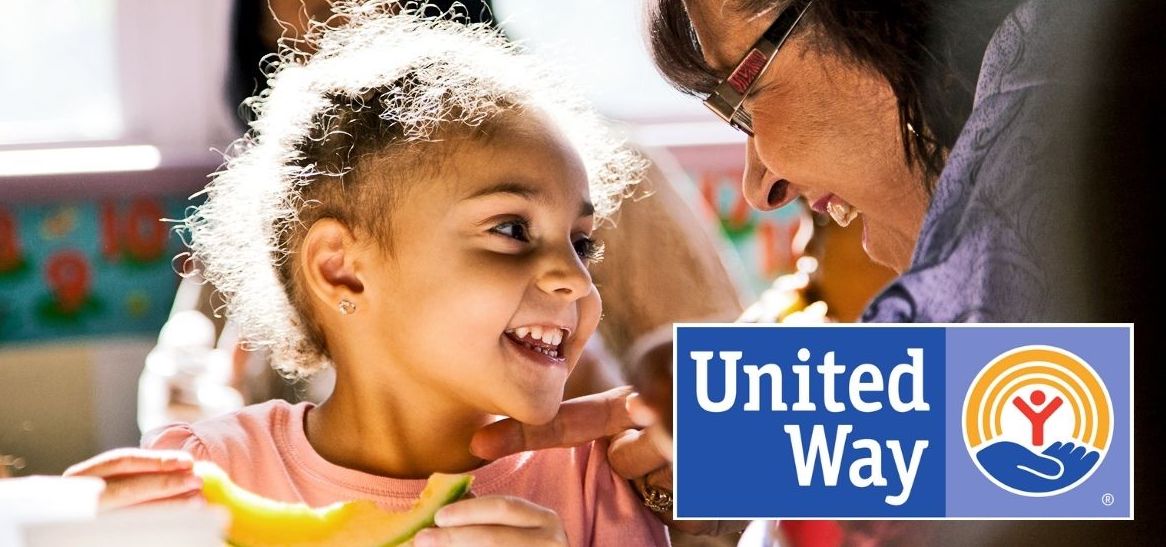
[811,193,861,227]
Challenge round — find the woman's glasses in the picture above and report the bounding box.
[703,1,813,137]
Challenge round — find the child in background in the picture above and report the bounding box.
[64,2,667,545]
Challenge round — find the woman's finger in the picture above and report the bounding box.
[470,387,636,460]
[644,423,674,463]
[434,496,555,529]
[607,428,669,480]
[414,525,564,547]
[625,393,659,428]
[97,470,202,511]
[64,448,193,478]
[644,465,673,491]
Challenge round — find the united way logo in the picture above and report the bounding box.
[963,345,1112,496]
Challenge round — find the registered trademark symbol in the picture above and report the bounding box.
[1101,493,1115,506]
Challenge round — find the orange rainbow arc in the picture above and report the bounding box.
[964,346,1111,451]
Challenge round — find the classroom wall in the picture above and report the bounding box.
[0,164,211,475]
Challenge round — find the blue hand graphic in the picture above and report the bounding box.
[975,440,1100,493]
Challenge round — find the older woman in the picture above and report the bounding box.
[478,0,1147,542]
[648,0,1092,324]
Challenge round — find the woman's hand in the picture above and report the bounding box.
[470,387,744,536]
[63,448,203,511]
[412,496,567,546]
[470,388,669,489]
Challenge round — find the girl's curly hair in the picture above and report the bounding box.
[181,1,645,378]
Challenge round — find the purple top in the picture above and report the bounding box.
[863,0,1093,323]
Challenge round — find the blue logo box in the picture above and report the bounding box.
[673,324,1132,519]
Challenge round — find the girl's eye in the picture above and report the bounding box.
[573,237,605,263]
[490,219,530,242]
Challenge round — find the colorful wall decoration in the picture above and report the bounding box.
[0,198,188,343]
[693,166,810,296]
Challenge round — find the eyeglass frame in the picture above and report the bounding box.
[703,0,814,137]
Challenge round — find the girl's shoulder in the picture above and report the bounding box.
[141,400,307,475]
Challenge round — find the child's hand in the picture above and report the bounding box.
[63,448,203,511]
[413,495,567,547]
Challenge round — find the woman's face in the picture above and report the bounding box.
[355,110,601,425]
[683,0,931,272]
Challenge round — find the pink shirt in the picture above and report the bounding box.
[143,400,669,546]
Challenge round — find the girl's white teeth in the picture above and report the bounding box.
[506,326,567,349]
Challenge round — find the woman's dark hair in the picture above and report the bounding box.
[648,0,1020,188]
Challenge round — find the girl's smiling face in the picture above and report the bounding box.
[350,109,602,425]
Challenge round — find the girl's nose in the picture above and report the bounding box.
[535,247,593,301]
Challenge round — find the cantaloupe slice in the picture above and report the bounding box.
[195,461,472,547]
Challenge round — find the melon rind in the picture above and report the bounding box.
[194,462,473,547]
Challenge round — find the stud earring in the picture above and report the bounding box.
[338,298,356,315]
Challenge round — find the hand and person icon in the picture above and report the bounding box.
[975,389,1100,494]
[1013,389,1063,446]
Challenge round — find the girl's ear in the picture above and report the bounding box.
[300,218,366,309]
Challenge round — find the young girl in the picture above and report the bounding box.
[64,2,668,545]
